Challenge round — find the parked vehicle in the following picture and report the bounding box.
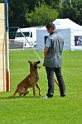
[14,27,38,48]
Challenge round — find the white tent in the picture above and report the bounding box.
[36,18,82,50]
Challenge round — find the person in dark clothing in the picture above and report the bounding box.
[43,22,66,98]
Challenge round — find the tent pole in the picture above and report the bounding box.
[5,0,10,91]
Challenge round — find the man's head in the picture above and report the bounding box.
[46,22,56,34]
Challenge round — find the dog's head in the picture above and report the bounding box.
[28,61,41,69]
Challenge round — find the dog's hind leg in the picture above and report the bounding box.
[36,84,41,96]
[23,89,30,96]
[19,93,24,96]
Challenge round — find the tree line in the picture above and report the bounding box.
[0,0,82,28]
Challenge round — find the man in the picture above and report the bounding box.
[43,22,66,98]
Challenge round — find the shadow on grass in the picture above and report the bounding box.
[0,95,42,100]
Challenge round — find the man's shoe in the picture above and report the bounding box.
[60,94,66,97]
[43,94,53,98]
[43,95,48,98]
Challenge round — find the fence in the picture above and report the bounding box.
[9,39,35,50]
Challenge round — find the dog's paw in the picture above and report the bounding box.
[39,93,41,96]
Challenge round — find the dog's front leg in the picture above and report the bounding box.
[33,86,36,97]
[36,84,41,96]
[12,89,17,97]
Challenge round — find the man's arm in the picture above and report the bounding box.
[44,46,49,57]
[44,38,51,57]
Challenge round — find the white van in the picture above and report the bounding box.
[14,27,38,48]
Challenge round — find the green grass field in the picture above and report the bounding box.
[0,50,82,124]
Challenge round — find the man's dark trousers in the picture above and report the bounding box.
[46,67,66,97]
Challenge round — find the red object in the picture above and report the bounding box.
[54,78,59,87]
[6,70,10,91]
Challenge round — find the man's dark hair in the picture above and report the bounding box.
[46,22,55,30]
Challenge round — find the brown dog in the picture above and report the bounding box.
[12,61,41,97]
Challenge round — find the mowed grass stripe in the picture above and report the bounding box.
[0,50,82,124]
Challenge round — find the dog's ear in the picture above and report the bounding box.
[34,61,40,68]
[34,61,40,66]
[36,61,40,65]
[28,61,31,64]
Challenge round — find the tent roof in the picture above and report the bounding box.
[53,18,82,29]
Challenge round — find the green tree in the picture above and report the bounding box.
[25,0,44,12]
[59,0,82,25]
[26,3,59,26]
[9,0,28,27]
[44,0,61,10]
[0,0,3,2]
[25,0,61,12]
[8,0,61,27]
